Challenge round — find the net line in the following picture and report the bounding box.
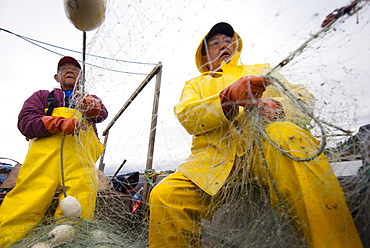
[4,0,370,247]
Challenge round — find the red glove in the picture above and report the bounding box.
[257,99,285,122]
[76,95,101,118]
[42,116,82,135]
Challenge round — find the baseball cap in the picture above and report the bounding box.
[57,56,81,70]
[204,22,234,41]
[201,22,235,56]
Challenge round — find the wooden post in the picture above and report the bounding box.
[98,62,162,172]
[143,63,162,203]
[98,130,109,171]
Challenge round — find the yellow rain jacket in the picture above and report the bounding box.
[150,29,363,248]
[175,33,315,196]
[0,107,104,247]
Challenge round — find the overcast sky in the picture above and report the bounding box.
[1,0,369,175]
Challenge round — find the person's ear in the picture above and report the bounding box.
[54,74,59,82]
[201,55,206,64]
[201,56,210,71]
[201,55,208,66]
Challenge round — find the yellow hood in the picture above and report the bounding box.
[195,30,243,74]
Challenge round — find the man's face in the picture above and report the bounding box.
[54,63,81,90]
[202,33,236,72]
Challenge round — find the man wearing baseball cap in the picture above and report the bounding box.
[148,22,362,247]
[0,56,108,246]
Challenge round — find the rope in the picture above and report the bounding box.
[255,1,368,162]
[0,28,153,75]
[255,129,290,217]
[144,169,156,187]
[0,28,157,65]
[260,76,327,162]
[0,157,21,165]
[233,2,369,227]
[59,31,89,200]
[267,0,364,73]
[60,134,67,198]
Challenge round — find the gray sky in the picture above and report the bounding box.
[1,0,369,175]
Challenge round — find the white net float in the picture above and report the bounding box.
[64,0,106,31]
[48,225,75,244]
[60,195,82,218]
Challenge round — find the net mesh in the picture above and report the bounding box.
[2,0,370,247]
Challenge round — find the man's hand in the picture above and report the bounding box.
[257,99,285,122]
[42,116,85,135]
[220,76,272,108]
[76,95,102,118]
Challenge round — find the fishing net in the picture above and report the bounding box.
[2,0,370,247]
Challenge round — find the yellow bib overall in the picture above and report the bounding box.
[0,107,104,247]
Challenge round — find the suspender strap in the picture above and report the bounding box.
[46,90,58,116]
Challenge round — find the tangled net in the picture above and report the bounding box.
[2,0,370,247]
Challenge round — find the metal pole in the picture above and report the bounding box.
[81,31,87,96]
[110,159,127,183]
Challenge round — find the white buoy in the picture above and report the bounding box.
[64,0,107,31]
[31,242,51,248]
[90,229,108,241]
[48,225,75,243]
[60,195,82,218]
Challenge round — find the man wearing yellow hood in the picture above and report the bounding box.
[148,23,362,247]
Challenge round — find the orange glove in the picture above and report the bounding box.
[220,76,272,108]
[76,95,101,118]
[220,76,272,119]
[42,116,82,135]
[257,99,285,122]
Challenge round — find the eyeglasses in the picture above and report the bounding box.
[208,37,233,49]
[59,65,80,72]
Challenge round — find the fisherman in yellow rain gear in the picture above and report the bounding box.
[148,22,363,247]
[0,56,108,247]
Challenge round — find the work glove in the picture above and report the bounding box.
[76,95,102,118]
[42,116,83,135]
[257,99,285,123]
[220,76,272,119]
[220,76,272,107]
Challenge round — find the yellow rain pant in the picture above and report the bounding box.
[0,108,104,247]
[149,122,363,248]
